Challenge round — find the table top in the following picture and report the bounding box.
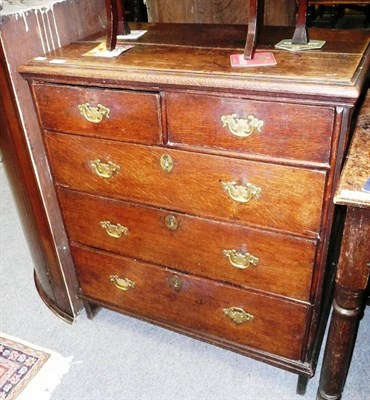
[19,23,370,101]
[335,92,370,208]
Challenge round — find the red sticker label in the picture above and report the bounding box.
[230,52,277,68]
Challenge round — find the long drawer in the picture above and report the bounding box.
[72,245,309,361]
[45,132,326,236]
[33,83,162,143]
[59,188,316,301]
[166,92,334,164]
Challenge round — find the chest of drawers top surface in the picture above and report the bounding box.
[19,23,370,101]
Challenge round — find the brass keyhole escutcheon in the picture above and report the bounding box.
[168,275,183,291]
[165,215,178,231]
[160,154,173,173]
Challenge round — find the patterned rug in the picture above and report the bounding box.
[0,334,72,400]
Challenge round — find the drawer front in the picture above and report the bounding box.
[33,84,162,143]
[59,189,316,301]
[45,132,326,236]
[72,245,308,361]
[166,92,334,164]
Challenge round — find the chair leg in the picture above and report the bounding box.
[292,0,308,45]
[105,0,131,51]
[244,0,259,60]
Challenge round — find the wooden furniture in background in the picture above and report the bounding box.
[244,0,310,58]
[317,93,370,400]
[19,23,370,393]
[145,0,297,26]
[292,0,309,44]
[310,1,370,4]
[0,0,106,322]
[105,0,130,50]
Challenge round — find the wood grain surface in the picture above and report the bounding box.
[19,24,370,100]
[59,188,317,301]
[166,92,334,165]
[34,83,162,144]
[72,244,309,361]
[44,132,327,237]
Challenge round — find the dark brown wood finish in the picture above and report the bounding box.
[58,188,317,301]
[33,84,162,143]
[145,0,298,26]
[19,28,370,99]
[317,208,370,400]
[310,0,370,4]
[244,0,259,59]
[44,132,327,236]
[166,92,334,164]
[292,0,309,45]
[72,244,309,361]
[0,0,107,321]
[18,23,370,394]
[317,94,370,400]
[105,0,130,51]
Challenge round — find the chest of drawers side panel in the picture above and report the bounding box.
[299,106,354,367]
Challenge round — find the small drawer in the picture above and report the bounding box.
[33,83,162,143]
[72,245,308,361]
[166,92,334,164]
[59,189,316,301]
[46,132,326,236]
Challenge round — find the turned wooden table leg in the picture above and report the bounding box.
[292,0,308,45]
[317,207,370,400]
[244,0,259,59]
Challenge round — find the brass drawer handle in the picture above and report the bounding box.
[223,307,254,325]
[222,181,261,203]
[89,159,120,179]
[223,249,259,269]
[221,114,264,138]
[100,220,128,238]
[78,102,110,123]
[109,275,135,291]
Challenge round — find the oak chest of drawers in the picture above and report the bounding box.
[19,23,370,392]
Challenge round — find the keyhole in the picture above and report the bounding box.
[160,154,173,173]
[165,215,178,231]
